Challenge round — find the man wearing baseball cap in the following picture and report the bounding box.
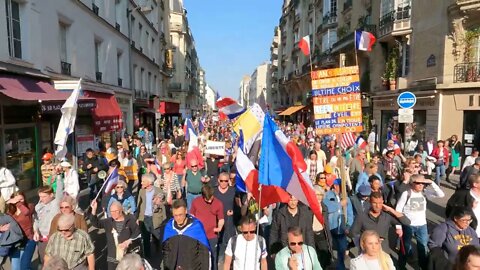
[41,153,56,186]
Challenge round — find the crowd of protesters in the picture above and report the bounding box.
[0,115,478,270]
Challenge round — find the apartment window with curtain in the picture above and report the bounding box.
[59,23,68,62]
[5,0,22,59]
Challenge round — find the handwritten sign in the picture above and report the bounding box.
[205,140,226,156]
[311,66,363,135]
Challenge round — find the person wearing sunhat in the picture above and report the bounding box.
[41,153,56,186]
[60,161,80,199]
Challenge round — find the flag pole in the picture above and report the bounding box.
[254,183,263,270]
[354,30,359,67]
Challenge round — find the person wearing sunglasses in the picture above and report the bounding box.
[182,160,209,211]
[395,174,445,270]
[224,215,267,270]
[44,214,95,270]
[214,173,237,262]
[274,226,321,270]
[49,195,88,237]
[107,180,136,217]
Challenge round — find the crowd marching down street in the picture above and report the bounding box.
[1,97,480,270]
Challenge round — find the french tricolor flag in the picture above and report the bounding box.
[356,136,368,149]
[216,97,246,120]
[183,118,194,141]
[259,114,324,224]
[104,167,119,194]
[185,118,204,169]
[355,30,376,52]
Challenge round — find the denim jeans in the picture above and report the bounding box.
[399,224,429,270]
[10,239,37,270]
[435,161,446,185]
[330,231,347,270]
[209,237,218,270]
[186,192,201,212]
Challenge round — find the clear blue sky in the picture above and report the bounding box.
[184,0,282,98]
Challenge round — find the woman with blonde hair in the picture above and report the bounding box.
[350,230,395,270]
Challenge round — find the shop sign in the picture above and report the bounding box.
[94,118,123,133]
[41,101,96,113]
[397,91,417,109]
[398,114,414,123]
[311,66,363,135]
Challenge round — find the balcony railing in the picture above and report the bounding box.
[95,71,102,82]
[379,5,411,37]
[92,3,99,15]
[454,62,480,83]
[118,78,123,87]
[60,61,71,76]
[322,12,338,25]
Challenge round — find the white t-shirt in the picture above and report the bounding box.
[470,190,480,237]
[225,235,267,270]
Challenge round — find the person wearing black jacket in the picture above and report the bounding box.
[83,148,108,201]
[446,174,480,231]
[350,191,410,253]
[313,185,333,269]
[269,195,314,253]
[90,199,141,270]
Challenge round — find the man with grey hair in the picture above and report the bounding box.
[116,253,147,270]
[45,214,95,270]
[90,199,140,270]
[43,255,68,270]
[395,174,445,269]
[137,173,166,258]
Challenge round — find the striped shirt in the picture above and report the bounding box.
[45,229,95,269]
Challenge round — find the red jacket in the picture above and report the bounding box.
[431,147,450,164]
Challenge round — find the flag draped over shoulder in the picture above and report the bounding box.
[54,79,82,161]
[259,115,324,224]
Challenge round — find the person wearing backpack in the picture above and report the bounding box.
[395,174,445,270]
[223,215,267,270]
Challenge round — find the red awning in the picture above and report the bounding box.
[0,74,70,101]
[159,101,180,114]
[83,91,123,133]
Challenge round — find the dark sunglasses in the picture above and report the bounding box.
[318,177,326,179]
[60,206,71,209]
[242,230,255,235]
[219,180,229,183]
[289,241,304,246]
[58,225,73,232]
[191,165,198,168]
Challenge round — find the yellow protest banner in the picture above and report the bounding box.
[123,165,138,182]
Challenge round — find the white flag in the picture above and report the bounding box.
[54,79,82,161]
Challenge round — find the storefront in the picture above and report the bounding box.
[372,90,439,152]
[439,89,480,159]
[158,100,181,139]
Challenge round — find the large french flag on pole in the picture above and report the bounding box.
[259,115,324,224]
[355,30,376,51]
[185,118,204,169]
[183,118,195,141]
[216,97,246,120]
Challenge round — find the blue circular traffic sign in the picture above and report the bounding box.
[397,91,417,109]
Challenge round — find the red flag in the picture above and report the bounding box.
[298,35,310,56]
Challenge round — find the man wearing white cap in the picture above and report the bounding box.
[60,161,80,199]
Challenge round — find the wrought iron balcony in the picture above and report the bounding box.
[454,62,480,83]
[60,61,71,76]
[323,12,338,26]
[379,5,411,38]
[95,71,102,82]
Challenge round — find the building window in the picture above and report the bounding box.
[138,23,143,50]
[380,0,394,17]
[146,31,150,55]
[5,0,22,59]
[140,68,144,91]
[94,41,101,73]
[323,0,337,17]
[147,72,151,92]
[400,41,410,76]
[59,23,68,62]
[321,29,337,52]
[117,51,122,79]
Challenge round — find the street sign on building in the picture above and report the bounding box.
[398,108,414,123]
[397,91,417,109]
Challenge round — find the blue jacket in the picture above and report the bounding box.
[355,172,383,193]
[107,192,137,216]
[323,190,354,234]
